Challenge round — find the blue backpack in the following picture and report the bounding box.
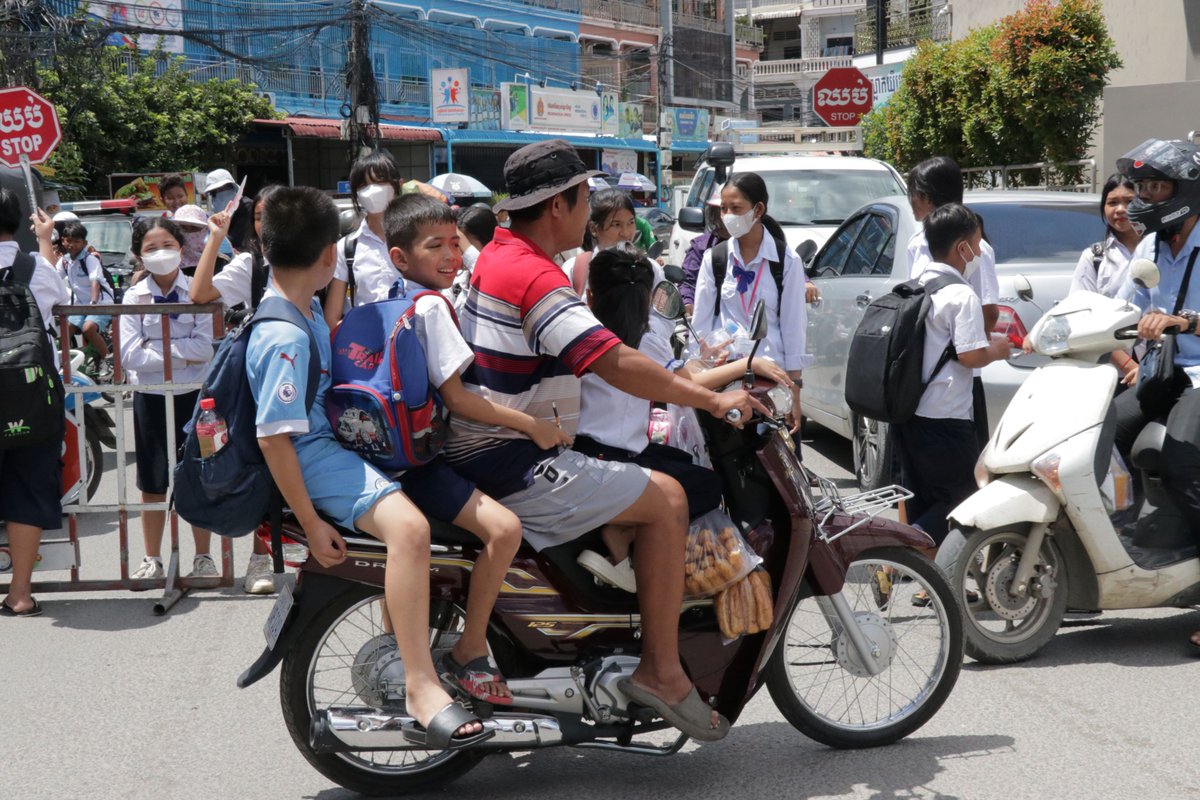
[173,297,320,537]
[326,282,452,470]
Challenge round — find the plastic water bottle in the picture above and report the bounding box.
[196,398,228,457]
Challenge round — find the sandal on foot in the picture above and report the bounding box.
[401,701,493,750]
[0,598,42,617]
[577,550,637,593]
[438,651,514,706]
[618,680,730,742]
[912,589,978,608]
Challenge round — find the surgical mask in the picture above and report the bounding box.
[209,188,236,212]
[959,242,982,279]
[142,249,181,276]
[721,209,758,239]
[357,183,396,215]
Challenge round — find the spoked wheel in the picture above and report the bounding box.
[942,526,1068,664]
[851,414,893,491]
[766,547,962,748]
[84,426,103,501]
[279,585,483,796]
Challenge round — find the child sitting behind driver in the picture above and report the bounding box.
[383,193,572,703]
[575,242,792,592]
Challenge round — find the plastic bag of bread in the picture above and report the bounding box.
[715,569,774,642]
[683,508,761,599]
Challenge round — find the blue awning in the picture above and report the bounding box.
[439,128,657,152]
[670,140,711,154]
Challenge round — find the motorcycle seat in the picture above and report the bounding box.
[1131,422,1167,473]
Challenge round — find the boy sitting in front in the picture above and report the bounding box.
[246,187,486,748]
[381,194,572,703]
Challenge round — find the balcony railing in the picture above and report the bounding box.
[736,55,854,82]
[735,22,764,48]
[674,11,724,34]
[855,0,951,53]
[582,0,660,27]
[508,0,583,13]
[736,0,863,14]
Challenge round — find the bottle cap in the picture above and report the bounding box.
[200,397,215,410]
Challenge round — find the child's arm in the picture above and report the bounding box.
[681,355,791,390]
[190,210,232,304]
[118,294,164,371]
[258,434,347,566]
[958,337,1012,369]
[323,279,348,329]
[168,310,214,364]
[439,373,572,449]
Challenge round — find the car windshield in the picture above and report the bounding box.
[82,220,132,255]
[969,203,1103,264]
[756,169,905,226]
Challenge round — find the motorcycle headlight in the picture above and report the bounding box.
[1031,449,1063,492]
[766,384,792,418]
[974,448,991,489]
[1034,315,1071,356]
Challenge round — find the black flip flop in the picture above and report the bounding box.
[0,598,42,617]
[438,651,514,706]
[401,702,493,750]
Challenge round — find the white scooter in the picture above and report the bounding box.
[936,259,1200,663]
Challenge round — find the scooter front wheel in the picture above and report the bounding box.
[766,547,962,749]
[941,525,1068,664]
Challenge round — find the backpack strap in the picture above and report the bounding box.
[3,252,36,285]
[411,289,460,328]
[919,272,970,383]
[252,297,322,413]
[710,235,788,317]
[1090,241,1105,274]
[343,233,360,306]
[249,251,269,310]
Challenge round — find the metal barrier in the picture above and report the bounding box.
[0,300,231,614]
[960,159,1098,193]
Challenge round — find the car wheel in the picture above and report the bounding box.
[852,413,894,491]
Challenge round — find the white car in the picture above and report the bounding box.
[668,149,907,267]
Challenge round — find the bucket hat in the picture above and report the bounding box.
[494,139,603,213]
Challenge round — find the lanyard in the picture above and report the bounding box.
[735,253,767,318]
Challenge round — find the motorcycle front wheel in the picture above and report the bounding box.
[766,546,962,749]
[279,584,483,796]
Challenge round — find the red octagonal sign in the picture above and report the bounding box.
[0,86,62,168]
[813,67,873,127]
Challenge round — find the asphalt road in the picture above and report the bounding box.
[3,420,1200,800]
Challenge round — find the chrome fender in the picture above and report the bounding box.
[947,475,1060,531]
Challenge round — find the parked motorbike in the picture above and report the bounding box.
[937,259,1200,663]
[60,351,116,505]
[238,293,963,796]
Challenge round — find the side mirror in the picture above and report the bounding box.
[705,143,736,184]
[1013,274,1034,302]
[1131,257,1161,289]
[647,240,665,260]
[795,239,817,264]
[678,206,705,232]
[662,264,686,285]
[749,299,768,341]
[651,280,685,321]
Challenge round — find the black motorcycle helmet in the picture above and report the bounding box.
[1117,138,1200,236]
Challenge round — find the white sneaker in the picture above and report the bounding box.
[190,554,219,579]
[577,550,637,593]
[243,553,276,595]
[131,557,164,580]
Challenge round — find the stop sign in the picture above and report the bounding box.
[0,87,62,167]
[812,68,873,127]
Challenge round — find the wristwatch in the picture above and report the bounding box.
[1183,310,1200,334]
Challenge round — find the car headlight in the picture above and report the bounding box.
[1034,315,1071,356]
[766,384,793,417]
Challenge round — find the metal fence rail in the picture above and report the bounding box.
[960,159,1098,193]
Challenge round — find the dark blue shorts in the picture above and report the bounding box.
[395,456,475,523]
[0,441,63,531]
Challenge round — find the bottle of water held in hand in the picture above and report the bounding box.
[196,398,229,457]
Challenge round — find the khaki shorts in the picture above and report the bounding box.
[500,449,651,551]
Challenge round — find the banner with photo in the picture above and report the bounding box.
[431,68,470,123]
[668,107,710,142]
[91,0,184,54]
[618,103,645,138]
[601,150,638,176]
[501,83,530,130]
[471,88,501,131]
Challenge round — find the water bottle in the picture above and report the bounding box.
[196,398,228,457]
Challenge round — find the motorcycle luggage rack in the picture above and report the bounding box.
[805,469,913,543]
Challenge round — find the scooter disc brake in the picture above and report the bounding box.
[984,555,1037,621]
[831,611,896,678]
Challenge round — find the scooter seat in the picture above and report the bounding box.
[1131,422,1167,473]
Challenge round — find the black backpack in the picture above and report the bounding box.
[0,254,65,449]
[710,235,787,316]
[844,274,964,425]
[225,251,271,328]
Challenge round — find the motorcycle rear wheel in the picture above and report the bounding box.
[279,585,484,796]
[766,546,962,749]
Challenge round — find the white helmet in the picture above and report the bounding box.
[52,211,79,223]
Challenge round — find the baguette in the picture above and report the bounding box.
[751,571,773,630]
[716,588,736,639]
[742,578,760,635]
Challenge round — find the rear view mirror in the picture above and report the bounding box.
[795,240,817,264]
[647,240,664,260]
[678,207,705,232]
[705,142,736,183]
[749,299,768,341]
[1013,274,1034,302]
[1131,257,1160,289]
[662,264,686,285]
[651,280,684,321]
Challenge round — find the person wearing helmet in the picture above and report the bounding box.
[1112,139,1200,579]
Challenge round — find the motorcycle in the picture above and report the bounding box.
[61,351,116,505]
[937,259,1200,663]
[238,291,963,796]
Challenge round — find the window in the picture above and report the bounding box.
[783,45,802,59]
[812,215,868,277]
[844,213,896,276]
[773,28,801,41]
[969,202,1103,264]
[823,36,853,56]
[686,167,716,209]
[754,168,906,227]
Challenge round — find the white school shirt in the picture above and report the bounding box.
[0,241,69,348]
[690,233,812,372]
[400,279,474,391]
[1069,234,1134,298]
[58,250,112,305]
[209,251,272,309]
[907,230,1000,305]
[914,263,989,421]
[119,271,214,393]
[332,220,400,305]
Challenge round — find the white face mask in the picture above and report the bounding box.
[958,241,982,279]
[357,183,396,215]
[142,249,181,276]
[721,208,758,239]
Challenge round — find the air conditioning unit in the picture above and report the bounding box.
[256,91,277,107]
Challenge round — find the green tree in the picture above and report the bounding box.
[862,0,1120,181]
[38,45,279,196]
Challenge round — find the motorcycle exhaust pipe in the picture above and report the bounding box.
[311,707,564,754]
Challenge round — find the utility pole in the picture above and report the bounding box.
[345,0,380,168]
[0,0,48,87]
[874,0,887,65]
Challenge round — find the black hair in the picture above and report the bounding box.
[160,174,187,197]
[924,203,980,261]
[909,156,963,207]
[131,216,185,256]
[349,149,403,215]
[723,172,786,242]
[59,220,88,242]
[0,187,19,237]
[582,188,635,250]
[384,194,457,251]
[507,181,584,225]
[261,187,340,269]
[1099,172,1137,238]
[457,203,498,248]
[245,183,284,259]
[587,240,655,348]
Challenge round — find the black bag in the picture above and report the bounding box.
[0,253,65,449]
[1136,244,1199,418]
[845,273,964,425]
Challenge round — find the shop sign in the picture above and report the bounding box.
[601,149,638,175]
[618,103,645,138]
[431,68,470,123]
[667,107,710,142]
